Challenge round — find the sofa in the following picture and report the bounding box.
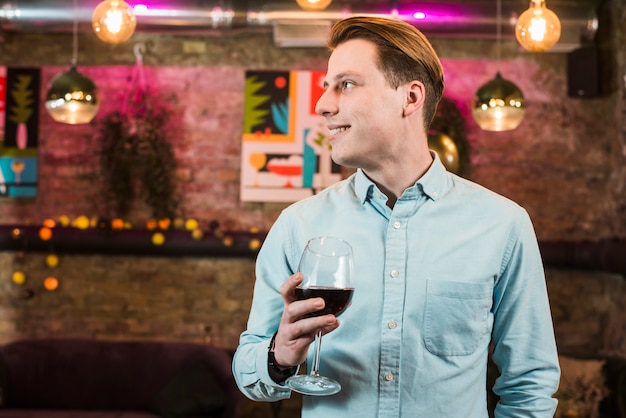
[0,338,240,418]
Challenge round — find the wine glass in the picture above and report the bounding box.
[285,236,354,396]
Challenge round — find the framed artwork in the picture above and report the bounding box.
[240,70,341,202]
[0,67,40,197]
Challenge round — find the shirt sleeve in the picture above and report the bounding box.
[491,209,561,417]
[232,214,300,401]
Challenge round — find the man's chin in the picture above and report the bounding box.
[330,152,344,166]
[331,155,358,170]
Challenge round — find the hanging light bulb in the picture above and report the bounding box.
[92,0,137,44]
[296,0,332,11]
[471,73,525,131]
[45,0,99,125]
[515,0,561,52]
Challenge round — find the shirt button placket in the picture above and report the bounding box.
[380,215,405,418]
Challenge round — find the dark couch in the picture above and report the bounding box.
[0,338,240,418]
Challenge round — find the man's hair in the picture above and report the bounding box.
[328,16,445,130]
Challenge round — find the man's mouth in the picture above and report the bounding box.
[329,126,349,136]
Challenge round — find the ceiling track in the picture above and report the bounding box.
[0,1,599,51]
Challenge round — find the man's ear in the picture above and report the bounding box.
[403,80,425,117]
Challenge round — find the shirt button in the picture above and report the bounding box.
[384,372,394,381]
[432,191,439,198]
[388,321,397,329]
[390,270,399,278]
[393,221,401,229]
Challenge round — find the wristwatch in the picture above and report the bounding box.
[267,332,297,383]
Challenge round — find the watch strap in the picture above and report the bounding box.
[267,332,297,383]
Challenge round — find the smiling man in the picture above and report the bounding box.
[233,16,560,418]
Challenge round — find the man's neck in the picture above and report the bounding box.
[363,151,434,209]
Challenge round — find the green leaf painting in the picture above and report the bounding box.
[243,75,270,134]
[8,75,34,124]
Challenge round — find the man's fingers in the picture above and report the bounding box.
[284,297,324,321]
[279,272,303,303]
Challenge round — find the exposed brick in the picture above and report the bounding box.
[0,5,623,370]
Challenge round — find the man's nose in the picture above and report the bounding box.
[315,89,337,116]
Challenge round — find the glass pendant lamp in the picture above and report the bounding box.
[471,73,525,131]
[92,0,137,44]
[515,0,561,52]
[296,0,332,11]
[45,67,99,125]
[45,0,99,124]
[471,0,525,132]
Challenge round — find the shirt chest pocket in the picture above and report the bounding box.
[423,279,493,356]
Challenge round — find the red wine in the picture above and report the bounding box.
[295,286,354,317]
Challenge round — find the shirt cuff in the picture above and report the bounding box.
[267,333,298,383]
[255,337,299,389]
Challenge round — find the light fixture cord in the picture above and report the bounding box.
[496,0,501,73]
[71,0,78,67]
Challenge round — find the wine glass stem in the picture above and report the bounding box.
[310,329,323,377]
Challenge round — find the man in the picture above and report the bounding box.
[233,16,560,417]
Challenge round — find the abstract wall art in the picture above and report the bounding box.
[240,70,341,202]
[0,67,40,198]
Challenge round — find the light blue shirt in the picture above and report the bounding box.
[233,155,560,418]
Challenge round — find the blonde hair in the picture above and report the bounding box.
[328,16,445,129]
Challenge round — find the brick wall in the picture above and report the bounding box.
[0,1,624,361]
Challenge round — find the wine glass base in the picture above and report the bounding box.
[285,374,341,396]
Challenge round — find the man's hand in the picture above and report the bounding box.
[271,272,340,367]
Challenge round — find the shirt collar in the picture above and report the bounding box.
[354,169,374,205]
[353,151,449,205]
[416,151,448,201]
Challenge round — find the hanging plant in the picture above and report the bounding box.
[95,99,179,220]
[95,111,135,217]
[93,44,180,220]
[133,101,179,219]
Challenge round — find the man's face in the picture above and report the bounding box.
[315,39,408,171]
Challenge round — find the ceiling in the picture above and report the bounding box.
[0,0,600,51]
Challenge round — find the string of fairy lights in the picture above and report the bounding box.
[8,216,263,299]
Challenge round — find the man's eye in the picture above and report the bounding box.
[340,81,354,91]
